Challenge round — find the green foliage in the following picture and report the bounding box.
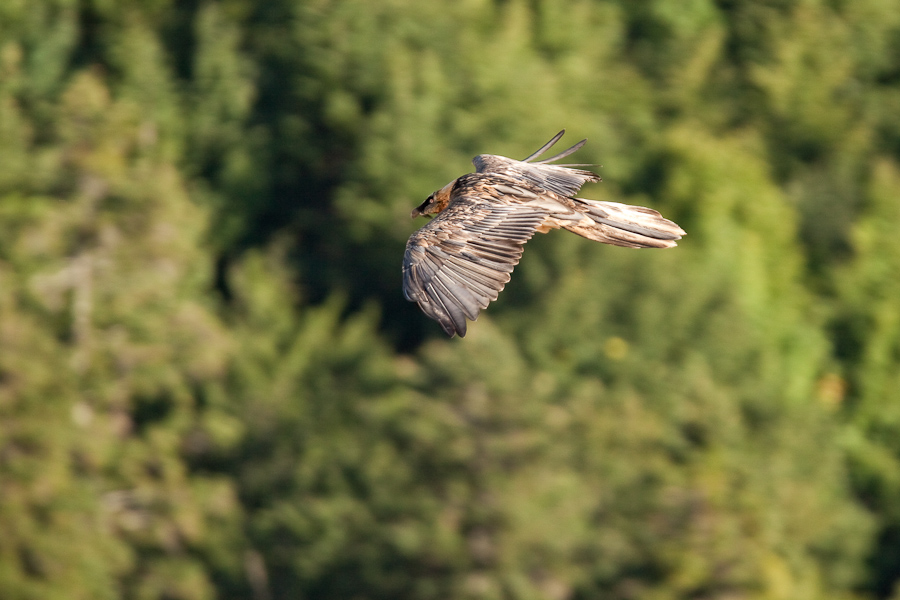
[3,0,900,599]
[834,159,900,598]
[501,126,871,598]
[0,64,241,599]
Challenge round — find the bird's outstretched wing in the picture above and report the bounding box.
[403,188,547,338]
[473,130,601,197]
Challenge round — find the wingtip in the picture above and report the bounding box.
[522,130,567,163]
[441,322,464,338]
[533,138,589,164]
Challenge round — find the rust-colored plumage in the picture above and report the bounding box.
[403,131,685,337]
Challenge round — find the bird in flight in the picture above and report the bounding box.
[403,130,685,337]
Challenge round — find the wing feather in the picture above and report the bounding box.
[403,195,546,337]
[472,131,600,198]
[439,266,494,305]
[425,281,467,336]
[521,130,566,162]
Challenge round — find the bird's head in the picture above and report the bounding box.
[411,180,455,218]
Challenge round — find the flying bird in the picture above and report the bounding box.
[403,130,685,337]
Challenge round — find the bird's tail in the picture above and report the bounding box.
[563,198,685,249]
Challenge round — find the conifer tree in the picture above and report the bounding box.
[4,0,900,598]
[0,55,243,600]
[833,159,900,598]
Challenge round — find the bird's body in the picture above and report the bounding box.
[403,131,685,337]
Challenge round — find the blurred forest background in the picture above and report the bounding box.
[3,0,900,599]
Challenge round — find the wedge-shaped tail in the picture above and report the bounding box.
[562,198,685,249]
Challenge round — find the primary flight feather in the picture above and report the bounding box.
[403,130,685,337]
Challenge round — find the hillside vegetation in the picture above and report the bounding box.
[2,1,900,599]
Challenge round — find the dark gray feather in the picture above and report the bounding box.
[521,130,566,162]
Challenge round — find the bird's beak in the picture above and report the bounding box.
[412,194,436,219]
